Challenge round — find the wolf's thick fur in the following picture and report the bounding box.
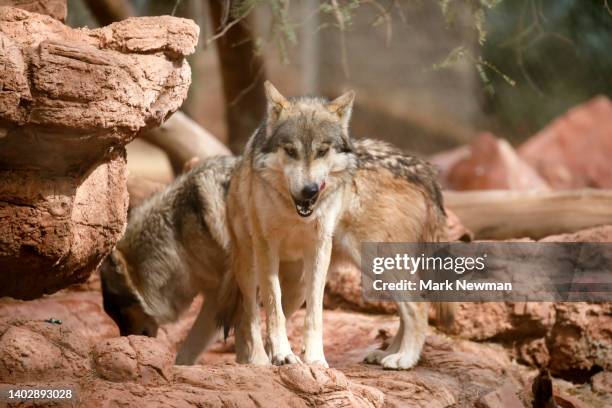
[100,156,236,364]
[223,82,453,369]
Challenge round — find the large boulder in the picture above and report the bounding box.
[519,96,612,189]
[0,7,198,299]
[446,132,549,191]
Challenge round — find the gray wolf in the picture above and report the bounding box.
[223,81,453,369]
[100,155,304,365]
[100,155,236,365]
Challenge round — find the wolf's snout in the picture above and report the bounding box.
[292,183,321,217]
[301,183,320,200]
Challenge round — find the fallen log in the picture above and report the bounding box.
[444,189,612,239]
[140,111,230,176]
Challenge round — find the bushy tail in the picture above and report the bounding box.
[215,268,242,340]
[433,302,456,329]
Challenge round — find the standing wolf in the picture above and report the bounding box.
[224,82,451,369]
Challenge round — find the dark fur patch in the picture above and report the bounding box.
[172,155,237,237]
[354,139,445,214]
[100,257,141,335]
[173,175,207,237]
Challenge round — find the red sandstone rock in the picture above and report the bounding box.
[93,336,174,385]
[1,278,605,407]
[449,301,611,381]
[448,302,555,341]
[0,288,118,342]
[519,96,612,189]
[0,317,385,407]
[591,371,612,394]
[547,302,612,377]
[476,382,524,408]
[0,7,198,299]
[447,132,549,191]
[0,320,90,383]
[0,0,66,21]
[324,259,398,315]
[429,145,471,189]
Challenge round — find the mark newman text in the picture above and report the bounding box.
[373,279,513,291]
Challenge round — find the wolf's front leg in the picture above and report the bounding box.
[255,241,299,365]
[302,237,333,367]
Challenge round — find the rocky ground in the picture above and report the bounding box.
[0,229,610,408]
[0,3,610,404]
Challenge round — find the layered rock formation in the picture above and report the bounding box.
[0,6,198,299]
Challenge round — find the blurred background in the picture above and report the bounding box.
[66,0,612,184]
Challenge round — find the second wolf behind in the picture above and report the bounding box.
[100,155,236,364]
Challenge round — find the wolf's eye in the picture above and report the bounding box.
[283,146,297,158]
[316,146,330,158]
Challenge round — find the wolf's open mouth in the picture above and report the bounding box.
[294,200,314,217]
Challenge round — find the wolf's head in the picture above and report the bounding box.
[100,249,159,337]
[252,81,357,218]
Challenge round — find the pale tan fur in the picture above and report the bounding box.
[224,82,452,370]
[336,168,450,369]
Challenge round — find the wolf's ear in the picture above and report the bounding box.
[264,81,289,123]
[327,90,355,130]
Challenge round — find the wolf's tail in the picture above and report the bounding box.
[215,268,242,340]
[433,302,456,329]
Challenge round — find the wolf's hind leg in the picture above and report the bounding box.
[364,319,403,364]
[379,302,427,370]
[175,291,220,365]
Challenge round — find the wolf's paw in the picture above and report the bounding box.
[271,353,302,366]
[363,349,389,365]
[380,352,419,370]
